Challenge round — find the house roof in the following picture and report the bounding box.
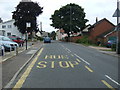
[88,18,115,30]
[1,19,14,24]
[96,27,116,38]
[82,24,91,32]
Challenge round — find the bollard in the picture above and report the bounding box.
[10,46,11,53]
[1,46,5,56]
[14,46,18,55]
[16,46,18,55]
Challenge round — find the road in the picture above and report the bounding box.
[12,41,119,89]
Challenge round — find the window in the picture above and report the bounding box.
[2,25,6,28]
[7,32,11,36]
[8,25,12,28]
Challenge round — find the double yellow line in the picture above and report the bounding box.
[12,48,44,89]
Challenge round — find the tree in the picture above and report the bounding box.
[50,31,56,40]
[50,3,88,39]
[12,0,43,34]
[0,18,3,23]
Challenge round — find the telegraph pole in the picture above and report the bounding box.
[40,22,42,32]
[117,0,120,54]
[113,0,120,54]
[70,5,72,42]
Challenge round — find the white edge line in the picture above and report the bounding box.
[105,75,120,86]
[74,54,90,65]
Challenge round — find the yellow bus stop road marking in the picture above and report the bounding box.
[101,80,116,90]
[85,65,93,72]
[12,48,44,89]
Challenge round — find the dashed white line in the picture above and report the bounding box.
[105,75,120,86]
[74,54,90,65]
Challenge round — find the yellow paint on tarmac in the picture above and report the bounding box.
[45,55,52,59]
[85,65,93,72]
[76,59,81,63]
[44,55,69,59]
[37,61,47,68]
[12,48,44,89]
[59,61,70,68]
[71,54,74,57]
[101,80,115,90]
[68,61,79,68]
[51,61,55,68]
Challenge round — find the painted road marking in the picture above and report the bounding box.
[36,61,80,68]
[44,55,69,59]
[105,75,120,86]
[74,54,90,65]
[26,50,37,54]
[76,59,81,63]
[45,55,52,59]
[59,61,70,68]
[68,61,79,68]
[85,65,93,72]
[13,48,44,89]
[101,80,115,90]
[37,61,47,68]
[71,54,74,57]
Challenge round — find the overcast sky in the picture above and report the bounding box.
[0,0,117,32]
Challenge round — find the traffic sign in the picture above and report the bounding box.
[113,8,120,17]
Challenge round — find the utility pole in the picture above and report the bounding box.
[40,22,42,32]
[40,22,43,35]
[70,5,72,42]
[117,0,120,54]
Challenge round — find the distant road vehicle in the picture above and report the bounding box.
[106,40,116,48]
[9,36,24,46]
[0,35,19,51]
[44,37,51,43]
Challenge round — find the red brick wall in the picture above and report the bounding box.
[71,36,83,42]
[89,20,115,43]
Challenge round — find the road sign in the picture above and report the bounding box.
[113,8,120,17]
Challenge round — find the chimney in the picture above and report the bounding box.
[96,17,98,23]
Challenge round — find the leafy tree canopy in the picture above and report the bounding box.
[50,31,56,40]
[50,3,88,37]
[12,1,43,34]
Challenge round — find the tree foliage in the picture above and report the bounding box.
[12,1,43,34]
[50,3,88,37]
[50,31,56,40]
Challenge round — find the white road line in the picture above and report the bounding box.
[105,75,120,86]
[65,48,71,52]
[74,54,90,65]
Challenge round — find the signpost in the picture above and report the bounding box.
[113,0,120,54]
[26,22,31,50]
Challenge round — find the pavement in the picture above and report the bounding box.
[88,46,120,57]
[1,41,43,89]
[0,41,42,63]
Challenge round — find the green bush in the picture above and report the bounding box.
[75,36,90,45]
[36,37,43,41]
[111,44,116,51]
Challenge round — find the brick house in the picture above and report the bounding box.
[88,18,115,44]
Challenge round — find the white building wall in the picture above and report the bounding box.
[0,19,24,38]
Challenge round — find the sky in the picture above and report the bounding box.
[0,0,117,32]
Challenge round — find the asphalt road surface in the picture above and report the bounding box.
[12,41,119,89]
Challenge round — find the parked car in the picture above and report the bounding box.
[106,40,116,48]
[9,36,24,46]
[0,35,19,51]
[44,37,51,43]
